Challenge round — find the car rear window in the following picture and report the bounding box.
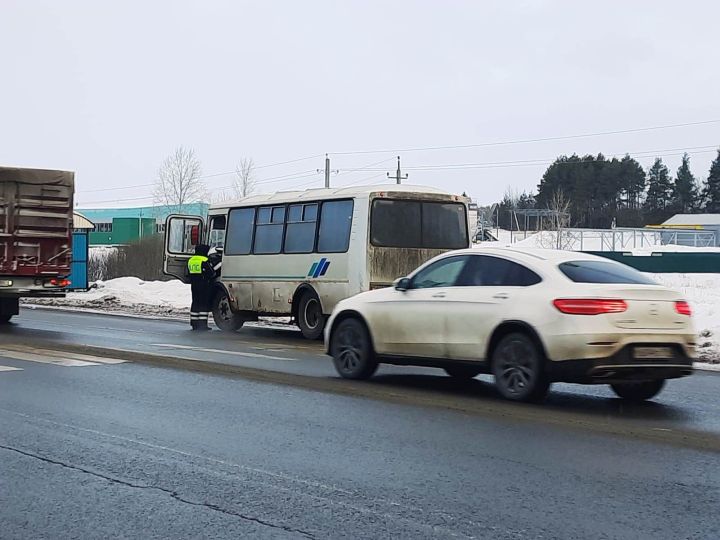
[558,260,656,285]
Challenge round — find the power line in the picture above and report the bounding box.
[77,154,323,194]
[331,145,720,173]
[330,119,720,156]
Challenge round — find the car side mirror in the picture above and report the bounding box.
[394,277,411,291]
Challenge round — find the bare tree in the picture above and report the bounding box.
[211,189,235,204]
[154,146,206,211]
[232,157,256,198]
[537,189,574,250]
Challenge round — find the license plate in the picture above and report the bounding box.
[633,346,673,359]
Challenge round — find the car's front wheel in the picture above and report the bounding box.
[610,380,665,402]
[330,318,378,380]
[491,332,550,402]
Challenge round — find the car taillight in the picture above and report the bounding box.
[675,300,692,316]
[553,298,627,315]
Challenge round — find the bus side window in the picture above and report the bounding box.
[209,215,227,248]
[318,200,353,253]
[254,206,286,254]
[284,203,318,253]
[225,208,255,255]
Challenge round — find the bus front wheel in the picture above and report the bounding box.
[212,291,244,332]
[297,290,325,340]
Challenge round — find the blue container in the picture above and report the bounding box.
[69,232,89,290]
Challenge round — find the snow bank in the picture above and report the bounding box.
[28,277,191,316]
[82,277,191,310]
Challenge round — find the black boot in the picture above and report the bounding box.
[197,320,211,331]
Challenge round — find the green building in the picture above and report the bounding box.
[78,203,209,246]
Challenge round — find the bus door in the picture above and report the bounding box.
[163,215,204,283]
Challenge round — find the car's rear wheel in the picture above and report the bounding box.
[444,365,482,379]
[212,290,244,332]
[491,332,550,402]
[610,380,665,402]
[330,318,378,380]
[297,291,325,340]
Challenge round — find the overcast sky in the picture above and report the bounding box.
[1,0,719,207]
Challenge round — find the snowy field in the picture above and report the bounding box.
[25,273,720,367]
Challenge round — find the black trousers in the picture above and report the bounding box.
[190,278,212,328]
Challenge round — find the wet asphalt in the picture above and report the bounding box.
[4,308,720,439]
[1,355,719,539]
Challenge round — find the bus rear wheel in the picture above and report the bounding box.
[297,290,325,340]
[212,290,244,332]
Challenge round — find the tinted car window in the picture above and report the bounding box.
[559,260,656,285]
[411,256,468,289]
[457,255,542,286]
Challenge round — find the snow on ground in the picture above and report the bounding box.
[649,273,720,364]
[28,277,191,316]
[24,273,720,366]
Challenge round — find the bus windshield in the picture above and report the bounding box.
[370,199,468,249]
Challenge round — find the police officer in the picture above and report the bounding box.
[187,244,215,331]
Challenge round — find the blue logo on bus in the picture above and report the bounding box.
[308,258,331,278]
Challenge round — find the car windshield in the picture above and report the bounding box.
[559,260,657,285]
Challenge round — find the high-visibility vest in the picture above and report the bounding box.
[188,255,208,275]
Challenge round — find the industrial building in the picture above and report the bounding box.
[651,214,720,247]
[78,203,209,246]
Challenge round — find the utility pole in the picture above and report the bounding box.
[387,156,408,184]
[317,154,338,188]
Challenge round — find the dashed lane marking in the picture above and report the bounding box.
[0,365,22,372]
[0,346,127,368]
[151,343,297,362]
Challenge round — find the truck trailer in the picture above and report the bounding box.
[0,166,75,323]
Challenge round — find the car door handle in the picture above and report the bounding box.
[432,292,446,298]
[493,293,509,300]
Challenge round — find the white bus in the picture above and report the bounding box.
[164,184,470,338]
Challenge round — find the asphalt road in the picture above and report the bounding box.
[4,307,720,443]
[1,352,719,539]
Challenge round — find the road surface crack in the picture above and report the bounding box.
[0,443,315,539]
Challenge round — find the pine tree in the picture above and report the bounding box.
[672,153,697,212]
[705,150,720,212]
[644,158,673,213]
[619,155,645,209]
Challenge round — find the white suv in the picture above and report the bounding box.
[325,247,695,402]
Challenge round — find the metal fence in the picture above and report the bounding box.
[553,227,717,251]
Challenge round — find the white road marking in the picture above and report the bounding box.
[0,346,127,367]
[151,343,297,362]
[0,365,23,372]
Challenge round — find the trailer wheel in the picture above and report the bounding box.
[0,314,13,325]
